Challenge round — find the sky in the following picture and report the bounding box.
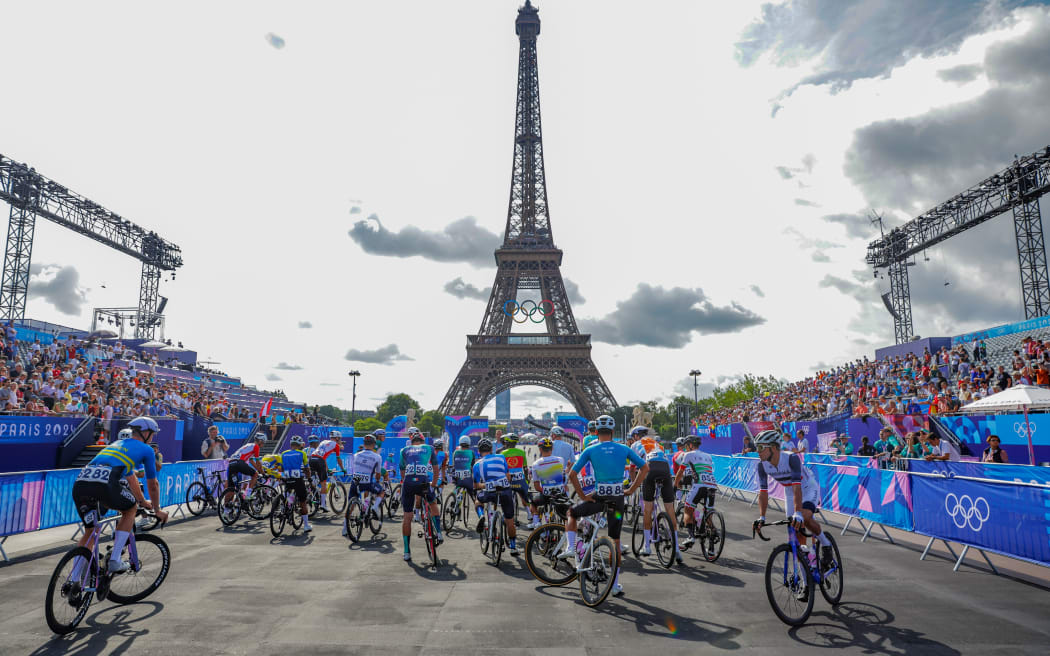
[2,0,1050,419]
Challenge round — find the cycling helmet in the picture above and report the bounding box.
[407,426,421,436]
[290,436,305,447]
[434,438,444,448]
[330,430,342,438]
[254,433,266,442]
[538,436,554,449]
[128,416,160,434]
[363,433,376,445]
[595,415,616,432]
[685,435,702,446]
[374,429,386,438]
[308,435,319,444]
[477,438,493,452]
[502,432,519,445]
[675,437,685,446]
[118,428,134,440]
[629,425,649,438]
[550,426,566,437]
[587,420,597,432]
[520,432,536,443]
[458,436,471,447]
[753,430,781,447]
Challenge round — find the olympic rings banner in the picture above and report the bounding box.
[912,475,1050,566]
[555,415,588,441]
[937,413,1050,465]
[502,299,554,324]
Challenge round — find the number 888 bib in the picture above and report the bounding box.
[595,482,623,497]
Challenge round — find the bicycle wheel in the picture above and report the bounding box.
[654,512,676,569]
[367,505,384,535]
[185,481,209,516]
[218,487,242,526]
[493,517,505,566]
[700,510,726,563]
[307,486,321,518]
[630,514,644,557]
[442,493,458,532]
[247,484,277,519]
[764,543,815,626]
[344,499,364,543]
[106,533,171,604]
[388,484,402,518]
[289,498,303,530]
[478,512,490,554]
[422,508,438,567]
[45,547,96,635]
[269,498,286,537]
[524,523,577,586]
[462,491,473,528]
[818,533,844,606]
[328,481,348,515]
[624,493,638,525]
[580,537,618,607]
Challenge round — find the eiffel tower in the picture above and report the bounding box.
[438,0,617,419]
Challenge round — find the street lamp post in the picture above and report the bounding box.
[689,369,702,432]
[348,370,360,426]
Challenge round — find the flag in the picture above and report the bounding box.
[261,397,273,417]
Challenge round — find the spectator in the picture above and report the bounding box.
[794,429,809,455]
[741,436,755,455]
[201,426,228,459]
[858,436,876,457]
[925,431,959,462]
[982,434,1009,463]
[896,433,923,460]
[833,433,853,455]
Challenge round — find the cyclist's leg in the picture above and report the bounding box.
[606,496,627,592]
[425,485,442,541]
[499,490,518,551]
[400,482,420,557]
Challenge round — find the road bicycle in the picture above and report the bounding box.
[269,483,306,538]
[344,482,384,542]
[478,487,510,566]
[327,473,348,514]
[45,507,171,635]
[524,500,620,607]
[677,490,726,563]
[630,484,677,568]
[414,487,440,567]
[387,482,402,518]
[184,466,227,516]
[442,483,474,531]
[218,476,278,525]
[623,488,641,525]
[753,518,844,626]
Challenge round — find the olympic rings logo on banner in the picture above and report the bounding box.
[1014,422,1036,439]
[502,299,554,324]
[944,493,990,532]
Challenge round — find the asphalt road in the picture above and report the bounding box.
[1,492,1048,656]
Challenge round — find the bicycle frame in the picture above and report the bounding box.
[754,520,838,585]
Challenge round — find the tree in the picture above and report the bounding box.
[375,393,421,423]
[416,409,445,438]
[354,417,384,434]
[316,404,347,423]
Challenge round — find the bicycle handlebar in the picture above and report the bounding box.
[752,518,811,541]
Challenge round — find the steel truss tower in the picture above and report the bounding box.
[0,155,183,338]
[867,146,1050,343]
[438,1,617,418]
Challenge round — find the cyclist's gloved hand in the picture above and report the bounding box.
[790,512,804,529]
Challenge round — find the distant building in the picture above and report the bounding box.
[495,389,510,420]
[541,411,552,423]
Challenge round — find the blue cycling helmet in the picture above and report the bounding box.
[374,429,386,438]
[308,435,319,444]
[128,416,160,435]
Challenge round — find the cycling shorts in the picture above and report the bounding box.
[683,484,716,510]
[570,495,626,540]
[228,459,256,484]
[309,457,328,482]
[642,470,675,503]
[478,489,515,520]
[454,478,477,499]
[349,480,383,498]
[282,477,308,504]
[509,482,530,504]
[72,471,136,528]
[530,491,570,520]
[400,480,435,513]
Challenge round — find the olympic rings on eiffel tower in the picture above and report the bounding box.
[503,299,554,323]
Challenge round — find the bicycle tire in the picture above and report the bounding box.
[765,543,815,626]
[624,493,638,525]
[422,506,438,567]
[462,490,473,528]
[44,546,96,635]
[654,512,676,569]
[580,537,618,607]
[818,533,844,606]
[218,487,242,526]
[269,498,286,537]
[106,533,171,604]
[344,499,364,543]
[307,485,321,518]
[185,481,209,516]
[247,484,277,519]
[493,517,505,566]
[700,510,726,563]
[478,512,490,554]
[328,481,348,515]
[630,514,644,557]
[388,484,402,518]
[524,523,577,586]
[289,497,304,530]
[367,504,384,535]
[441,493,457,532]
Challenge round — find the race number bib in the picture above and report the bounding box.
[509,471,525,482]
[595,482,623,497]
[580,473,596,488]
[484,477,509,491]
[541,483,563,494]
[77,464,112,482]
[353,473,372,483]
[285,468,302,479]
[454,470,471,480]
[406,464,433,476]
[700,471,717,485]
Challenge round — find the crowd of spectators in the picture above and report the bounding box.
[699,335,1050,428]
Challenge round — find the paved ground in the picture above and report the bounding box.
[2,493,1049,656]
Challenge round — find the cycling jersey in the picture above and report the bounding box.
[501,446,528,488]
[572,441,644,497]
[230,442,261,462]
[582,434,599,450]
[313,439,340,460]
[451,448,477,486]
[399,444,438,484]
[472,453,511,492]
[529,455,567,494]
[261,454,281,475]
[435,451,448,482]
[351,449,383,484]
[276,448,308,479]
[550,439,575,468]
[679,449,716,488]
[81,438,158,482]
[756,452,820,514]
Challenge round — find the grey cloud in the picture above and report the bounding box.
[274,362,303,370]
[563,278,586,305]
[349,206,362,215]
[297,321,312,329]
[672,376,718,400]
[319,383,340,387]
[444,277,491,300]
[937,63,983,83]
[348,215,501,267]
[783,226,842,250]
[345,344,414,365]
[844,10,1050,212]
[265,373,282,382]
[822,212,878,240]
[736,0,1033,95]
[579,284,765,348]
[811,251,831,263]
[776,166,795,180]
[819,274,863,296]
[795,198,819,207]
[749,284,766,297]
[775,154,817,180]
[28,264,89,315]
[264,33,285,49]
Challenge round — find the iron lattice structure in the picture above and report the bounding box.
[0,155,182,338]
[867,145,1050,343]
[438,1,617,418]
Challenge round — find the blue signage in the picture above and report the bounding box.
[212,422,255,443]
[0,417,82,444]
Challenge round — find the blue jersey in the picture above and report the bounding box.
[399,444,438,484]
[472,454,510,492]
[436,451,447,478]
[279,449,307,479]
[551,439,576,468]
[451,448,477,485]
[572,441,644,485]
[85,438,158,481]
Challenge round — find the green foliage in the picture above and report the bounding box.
[416,409,445,438]
[375,393,421,423]
[353,417,384,434]
[709,374,785,411]
[316,404,347,423]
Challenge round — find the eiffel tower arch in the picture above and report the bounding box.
[438,0,617,419]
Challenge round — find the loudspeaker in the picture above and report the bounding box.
[880,293,899,320]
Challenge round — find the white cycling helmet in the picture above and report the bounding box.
[458,436,471,447]
[550,426,566,437]
[753,430,781,447]
[118,428,134,440]
[629,425,649,438]
[595,415,615,432]
[330,430,342,438]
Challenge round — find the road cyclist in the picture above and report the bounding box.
[344,433,385,539]
[271,435,314,533]
[310,431,347,514]
[528,436,569,526]
[500,432,530,525]
[674,434,719,554]
[548,426,577,469]
[635,432,682,564]
[449,435,481,529]
[398,427,443,562]
[472,438,519,556]
[222,434,266,520]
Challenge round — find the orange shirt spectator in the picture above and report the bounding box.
[1037,366,1050,387]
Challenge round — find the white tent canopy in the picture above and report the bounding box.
[961,384,1050,413]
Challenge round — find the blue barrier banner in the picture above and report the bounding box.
[912,474,1050,566]
[0,416,82,444]
[444,416,488,444]
[906,460,1050,487]
[805,453,878,468]
[1,471,45,536]
[212,422,255,443]
[810,463,913,531]
[307,425,354,439]
[712,455,760,491]
[938,413,1050,465]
